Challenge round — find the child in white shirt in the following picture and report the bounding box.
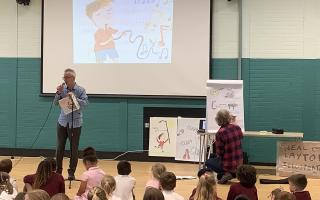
[114,161,136,200]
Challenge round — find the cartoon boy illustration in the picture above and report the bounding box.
[86,0,121,63]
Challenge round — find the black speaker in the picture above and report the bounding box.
[272,128,284,134]
[16,0,30,6]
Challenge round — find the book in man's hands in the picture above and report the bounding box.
[58,92,80,115]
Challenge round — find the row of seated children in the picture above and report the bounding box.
[0,149,313,200]
[0,146,136,200]
[71,147,136,200]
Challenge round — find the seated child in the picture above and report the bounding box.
[278,191,296,200]
[25,189,50,200]
[23,158,64,197]
[159,172,184,200]
[75,147,106,200]
[288,174,311,200]
[189,168,213,200]
[227,165,258,200]
[101,175,120,200]
[146,163,167,189]
[0,159,18,191]
[114,160,136,200]
[270,188,282,200]
[87,186,107,200]
[0,172,17,199]
[193,172,221,200]
[143,188,164,200]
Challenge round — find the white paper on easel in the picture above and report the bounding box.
[206,80,245,133]
[58,93,80,115]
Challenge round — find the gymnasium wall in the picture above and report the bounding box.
[1,0,320,163]
[213,0,320,162]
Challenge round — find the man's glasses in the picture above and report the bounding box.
[63,76,73,80]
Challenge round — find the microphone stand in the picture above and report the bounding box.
[65,93,80,189]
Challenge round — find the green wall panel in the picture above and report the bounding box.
[1,57,319,163]
[0,58,17,148]
[212,59,238,79]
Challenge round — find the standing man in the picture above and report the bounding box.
[205,109,243,184]
[54,68,88,180]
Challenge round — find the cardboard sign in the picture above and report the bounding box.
[277,141,320,178]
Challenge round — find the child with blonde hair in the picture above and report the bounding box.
[87,186,107,200]
[188,168,213,200]
[194,172,221,200]
[25,189,50,200]
[101,175,120,200]
[146,163,167,189]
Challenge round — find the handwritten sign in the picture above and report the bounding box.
[277,141,320,178]
[175,118,205,162]
[206,80,244,133]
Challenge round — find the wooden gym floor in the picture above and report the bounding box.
[6,157,320,200]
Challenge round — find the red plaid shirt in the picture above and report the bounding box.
[215,123,243,172]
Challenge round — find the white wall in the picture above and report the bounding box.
[214,0,320,59]
[0,0,18,57]
[0,0,41,58]
[212,0,239,58]
[243,0,320,59]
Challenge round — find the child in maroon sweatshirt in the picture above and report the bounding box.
[227,165,258,200]
[288,174,312,200]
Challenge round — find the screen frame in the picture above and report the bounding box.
[40,0,213,99]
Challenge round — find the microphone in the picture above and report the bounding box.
[56,82,65,95]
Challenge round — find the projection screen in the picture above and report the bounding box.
[42,0,211,97]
